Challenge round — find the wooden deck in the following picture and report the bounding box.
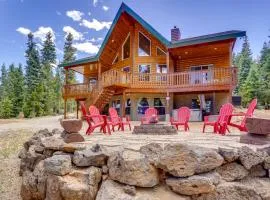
[62,67,237,99]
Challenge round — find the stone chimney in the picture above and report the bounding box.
[171,26,181,42]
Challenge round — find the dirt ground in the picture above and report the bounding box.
[0,110,269,200]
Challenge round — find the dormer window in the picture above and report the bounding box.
[122,34,130,60]
[138,32,151,56]
[156,47,166,56]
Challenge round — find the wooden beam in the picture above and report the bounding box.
[76,100,79,119]
[122,91,126,117]
[98,62,101,81]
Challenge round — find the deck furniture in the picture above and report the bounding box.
[88,105,111,135]
[79,101,93,135]
[228,99,257,132]
[203,103,234,135]
[108,107,131,131]
[141,107,158,124]
[170,107,191,131]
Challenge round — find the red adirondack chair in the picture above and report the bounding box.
[88,105,111,135]
[79,101,92,134]
[170,107,191,131]
[108,107,131,131]
[203,103,234,135]
[141,107,158,124]
[228,99,257,132]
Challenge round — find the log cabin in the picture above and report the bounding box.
[59,3,246,121]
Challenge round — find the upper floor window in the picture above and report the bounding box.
[122,34,130,60]
[156,47,166,56]
[138,32,151,56]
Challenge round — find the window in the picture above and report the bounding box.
[137,98,149,115]
[112,54,119,64]
[154,98,165,115]
[122,34,130,60]
[156,64,167,81]
[125,98,131,115]
[156,47,166,56]
[138,64,151,81]
[190,64,213,84]
[138,32,151,56]
[122,66,130,73]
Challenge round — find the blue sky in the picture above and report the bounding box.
[0,0,270,66]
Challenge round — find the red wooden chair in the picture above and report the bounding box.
[203,103,234,135]
[228,99,257,132]
[141,107,158,124]
[79,101,92,135]
[88,105,111,135]
[170,107,191,131]
[108,107,131,131]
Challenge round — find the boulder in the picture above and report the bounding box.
[166,172,219,196]
[108,150,159,187]
[140,143,163,164]
[239,146,266,169]
[216,162,248,181]
[96,179,190,200]
[156,143,198,177]
[44,155,72,176]
[246,117,270,135]
[249,164,267,177]
[194,147,224,174]
[73,146,108,167]
[62,143,86,153]
[218,147,239,163]
[64,133,85,143]
[46,166,102,200]
[60,119,83,133]
[41,136,66,151]
[264,156,270,169]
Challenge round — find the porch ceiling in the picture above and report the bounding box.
[169,39,235,60]
[68,62,99,76]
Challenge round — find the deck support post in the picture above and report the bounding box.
[122,91,126,117]
[213,92,216,114]
[76,100,79,119]
[64,99,67,119]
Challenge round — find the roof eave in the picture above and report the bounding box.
[58,56,98,68]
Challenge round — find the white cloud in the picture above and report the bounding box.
[66,10,84,21]
[63,26,84,41]
[16,27,31,35]
[80,19,112,31]
[73,42,100,54]
[56,11,62,16]
[33,26,55,42]
[88,37,103,42]
[88,12,91,16]
[93,0,99,7]
[102,5,109,11]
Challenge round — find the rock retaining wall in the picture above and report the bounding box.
[19,129,270,200]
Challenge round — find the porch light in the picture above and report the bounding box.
[185,51,188,54]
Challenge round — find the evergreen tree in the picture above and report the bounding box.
[23,33,43,117]
[233,53,242,94]
[0,63,8,98]
[63,33,76,84]
[238,36,253,95]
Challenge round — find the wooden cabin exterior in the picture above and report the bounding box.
[60,3,246,121]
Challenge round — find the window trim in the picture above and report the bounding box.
[112,54,119,64]
[138,64,151,73]
[122,32,131,60]
[156,47,166,56]
[156,64,167,73]
[138,31,151,56]
[190,64,213,71]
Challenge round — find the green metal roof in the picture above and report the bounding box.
[59,3,246,68]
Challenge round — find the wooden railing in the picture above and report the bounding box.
[63,67,237,98]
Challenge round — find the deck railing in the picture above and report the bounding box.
[63,67,237,98]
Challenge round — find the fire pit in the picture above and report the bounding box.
[132,123,177,135]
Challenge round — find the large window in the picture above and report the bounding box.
[154,98,165,115]
[138,64,151,81]
[122,34,130,60]
[137,98,149,115]
[156,64,167,81]
[138,32,151,56]
[190,64,213,84]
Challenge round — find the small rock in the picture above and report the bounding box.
[249,164,267,177]
[216,162,248,181]
[41,136,65,151]
[108,150,159,187]
[73,148,108,167]
[239,146,266,169]
[102,174,108,181]
[62,143,86,153]
[264,156,270,169]
[218,147,239,163]
[44,155,71,176]
[123,185,136,196]
[52,128,62,135]
[102,165,109,174]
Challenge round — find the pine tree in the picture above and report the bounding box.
[63,33,76,84]
[0,63,8,99]
[23,33,43,117]
[238,36,253,98]
[233,53,242,94]
[41,32,56,115]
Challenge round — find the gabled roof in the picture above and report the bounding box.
[59,3,246,68]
